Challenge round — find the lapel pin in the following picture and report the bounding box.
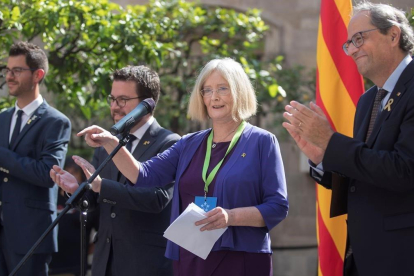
[383,98,394,112]
[397,92,401,97]
[27,115,37,125]
[143,141,150,145]
[241,153,246,157]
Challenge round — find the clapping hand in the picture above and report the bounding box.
[282,101,334,164]
[72,155,102,193]
[50,165,79,194]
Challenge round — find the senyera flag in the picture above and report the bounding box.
[315,0,364,275]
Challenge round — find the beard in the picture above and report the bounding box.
[111,111,126,123]
[7,79,34,98]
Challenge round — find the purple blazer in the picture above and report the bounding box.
[136,123,288,260]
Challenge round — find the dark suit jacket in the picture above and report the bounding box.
[85,119,180,276]
[314,60,414,275]
[0,101,71,254]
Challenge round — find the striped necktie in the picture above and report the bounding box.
[365,88,387,142]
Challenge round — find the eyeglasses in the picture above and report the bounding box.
[342,28,379,55]
[107,95,145,107]
[1,67,37,77]
[200,87,230,97]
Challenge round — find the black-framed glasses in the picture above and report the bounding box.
[342,28,379,55]
[200,87,230,97]
[107,95,144,107]
[1,67,37,77]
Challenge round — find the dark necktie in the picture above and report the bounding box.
[126,135,137,152]
[117,135,137,182]
[10,110,24,148]
[365,88,387,142]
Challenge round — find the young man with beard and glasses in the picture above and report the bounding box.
[51,65,180,276]
[283,2,414,276]
[0,42,71,276]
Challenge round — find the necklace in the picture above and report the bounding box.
[211,129,236,148]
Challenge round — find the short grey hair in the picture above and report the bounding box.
[353,1,414,54]
[187,58,257,122]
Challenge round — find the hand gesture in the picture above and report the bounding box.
[284,127,325,164]
[72,156,102,193]
[50,165,79,194]
[283,101,334,162]
[77,125,119,149]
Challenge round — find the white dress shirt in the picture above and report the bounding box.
[9,95,44,143]
[128,116,154,153]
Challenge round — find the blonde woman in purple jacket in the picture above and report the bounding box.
[54,58,288,276]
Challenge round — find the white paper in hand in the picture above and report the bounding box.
[163,202,227,260]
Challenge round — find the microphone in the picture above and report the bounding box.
[110,98,155,135]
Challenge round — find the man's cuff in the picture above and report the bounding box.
[309,160,324,180]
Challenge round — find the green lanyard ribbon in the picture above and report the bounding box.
[202,121,246,196]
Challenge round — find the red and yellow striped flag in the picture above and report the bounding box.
[316,0,364,275]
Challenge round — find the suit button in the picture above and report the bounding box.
[3,177,8,182]
[103,199,107,203]
[106,238,110,243]
[111,212,116,218]
[350,186,356,192]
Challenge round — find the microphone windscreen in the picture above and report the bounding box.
[142,98,156,112]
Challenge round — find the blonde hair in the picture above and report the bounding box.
[187,58,257,122]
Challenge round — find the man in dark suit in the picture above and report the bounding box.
[282,2,414,276]
[0,42,71,275]
[51,65,180,276]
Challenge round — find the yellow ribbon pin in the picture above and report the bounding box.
[143,141,150,145]
[27,115,37,125]
[241,153,246,157]
[384,98,394,112]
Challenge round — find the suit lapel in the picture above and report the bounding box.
[355,89,376,141]
[366,60,414,147]
[133,120,160,161]
[1,108,14,148]
[11,102,48,151]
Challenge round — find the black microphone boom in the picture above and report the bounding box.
[110,98,155,135]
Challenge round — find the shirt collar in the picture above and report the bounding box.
[382,54,412,92]
[14,95,44,117]
[130,116,154,140]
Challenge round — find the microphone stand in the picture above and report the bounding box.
[79,200,89,275]
[9,132,132,276]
